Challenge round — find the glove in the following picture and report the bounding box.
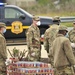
[71,43,75,48]
[5,58,12,66]
[31,52,35,56]
[41,34,44,38]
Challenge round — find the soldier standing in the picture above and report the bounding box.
[44,16,60,67]
[68,21,75,56]
[0,22,7,75]
[44,16,60,53]
[51,25,75,75]
[44,25,59,67]
[26,16,41,61]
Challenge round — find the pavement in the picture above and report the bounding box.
[7,44,48,59]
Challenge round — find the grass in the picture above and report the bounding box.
[60,22,73,27]
[38,12,75,17]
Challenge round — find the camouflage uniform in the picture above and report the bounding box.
[44,25,59,67]
[0,22,7,75]
[51,25,75,75]
[26,16,41,61]
[68,26,75,56]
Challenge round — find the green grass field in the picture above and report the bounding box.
[60,23,73,27]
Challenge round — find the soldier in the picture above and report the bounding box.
[44,25,59,67]
[68,21,75,56]
[26,16,41,61]
[0,22,7,75]
[44,16,60,53]
[51,25,75,75]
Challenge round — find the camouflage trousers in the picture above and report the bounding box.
[0,72,6,75]
[54,66,74,75]
[27,47,41,61]
[48,54,54,68]
[0,61,7,75]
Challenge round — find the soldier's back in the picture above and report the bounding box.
[68,28,75,41]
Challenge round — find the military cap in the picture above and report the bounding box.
[53,16,60,20]
[59,25,68,32]
[0,22,6,28]
[33,15,40,21]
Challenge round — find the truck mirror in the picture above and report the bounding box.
[19,15,26,20]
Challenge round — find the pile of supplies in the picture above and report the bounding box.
[7,58,54,75]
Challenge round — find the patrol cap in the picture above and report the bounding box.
[32,15,40,21]
[0,22,6,28]
[59,25,68,32]
[53,16,60,20]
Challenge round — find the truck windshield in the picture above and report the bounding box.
[5,8,24,18]
[5,5,32,18]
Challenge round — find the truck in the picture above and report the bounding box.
[0,3,75,43]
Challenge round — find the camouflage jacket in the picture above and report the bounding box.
[0,33,7,61]
[68,28,75,43]
[44,26,58,53]
[26,24,41,49]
